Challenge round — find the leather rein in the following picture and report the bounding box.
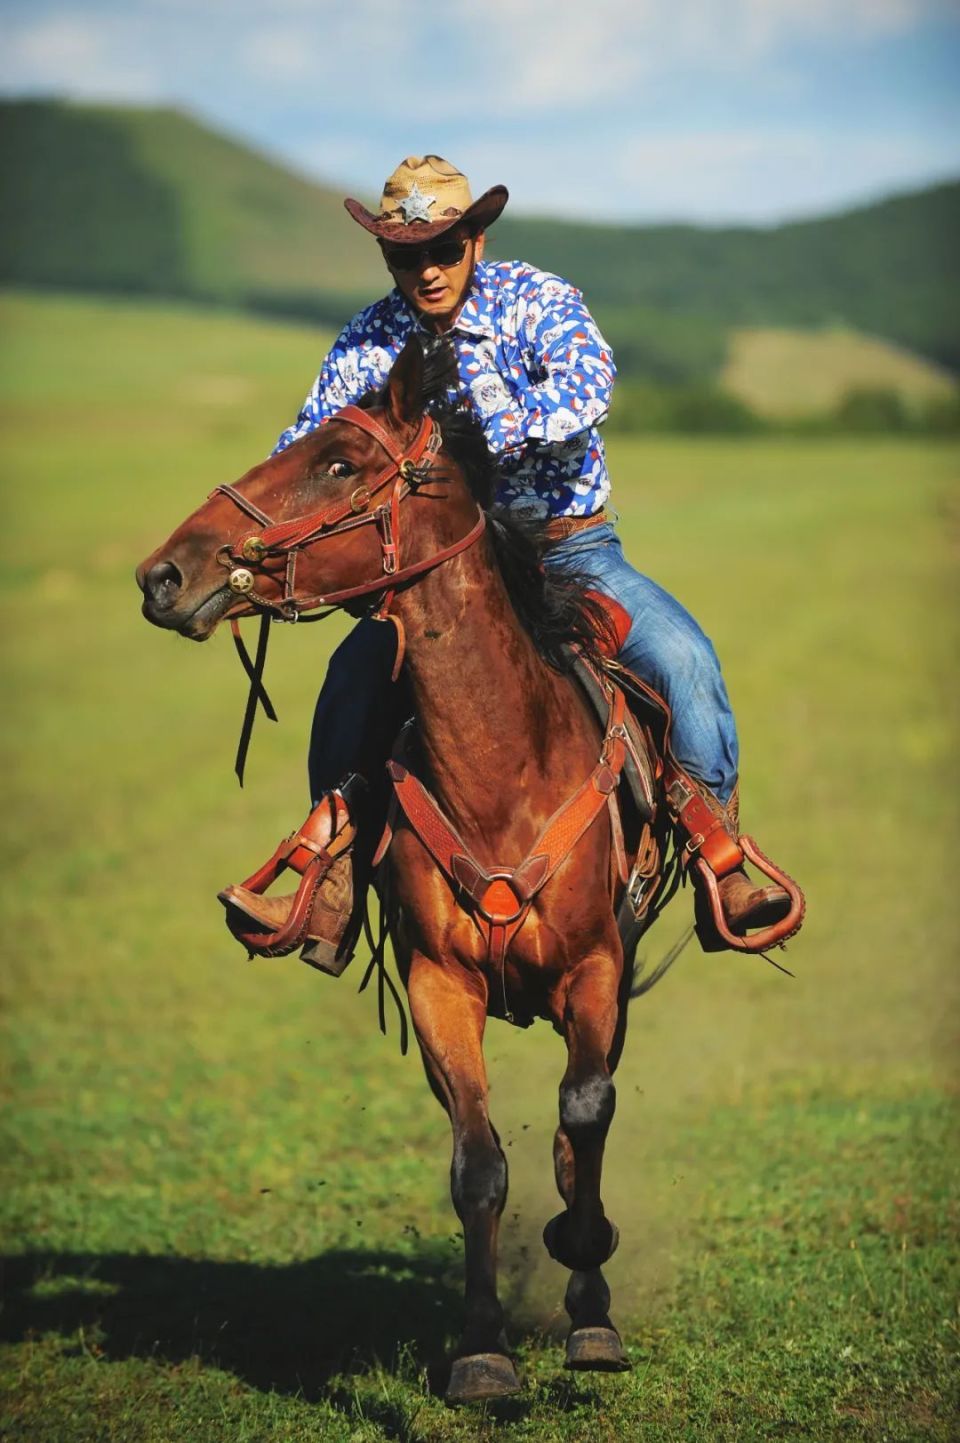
[210,404,486,781]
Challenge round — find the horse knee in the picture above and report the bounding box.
[451,1133,507,1219]
[559,1074,616,1143]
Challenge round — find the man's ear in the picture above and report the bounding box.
[473,230,486,261]
[386,337,423,427]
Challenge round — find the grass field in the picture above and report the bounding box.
[722,326,958,418]
[1,292,958,1442]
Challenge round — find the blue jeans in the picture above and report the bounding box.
[544,524,738,801]
[309,526,739,804]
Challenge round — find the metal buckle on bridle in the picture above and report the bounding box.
[376,502,398,576]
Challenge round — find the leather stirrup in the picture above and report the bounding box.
[663,763,805,952]
[219,783,360,958]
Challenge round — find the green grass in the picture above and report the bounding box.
[1,291,958,1441]
[722,326,957,417]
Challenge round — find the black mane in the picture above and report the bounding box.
[367,338,614,673]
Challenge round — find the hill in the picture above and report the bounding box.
[721,327,957,418]
[494,184,960,377]
[2,98,958,381]
[0,99,383,325]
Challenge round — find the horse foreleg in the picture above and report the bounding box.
[544,947,630,1370]
[407,951,520,1403]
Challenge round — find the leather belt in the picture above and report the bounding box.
[542,508,608,543]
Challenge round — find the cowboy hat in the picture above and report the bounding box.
[344,155,508,242]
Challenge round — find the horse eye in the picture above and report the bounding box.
[327,459,355,479]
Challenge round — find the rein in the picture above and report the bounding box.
[212,403,486,782]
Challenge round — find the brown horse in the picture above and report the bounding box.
[137,338,670,1401]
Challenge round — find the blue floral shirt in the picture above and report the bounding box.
[274,259,615,519]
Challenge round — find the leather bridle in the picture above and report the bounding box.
[212,404,485,620]
[209,402,487,781]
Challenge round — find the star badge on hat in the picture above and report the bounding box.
[344,156,509,241]
[399,181,436,224]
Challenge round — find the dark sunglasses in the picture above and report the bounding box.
[382,236,469,272]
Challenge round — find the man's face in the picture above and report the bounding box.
[381,226,485,332]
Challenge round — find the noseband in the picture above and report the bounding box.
[210,403,486,782]
[212,404,485,621]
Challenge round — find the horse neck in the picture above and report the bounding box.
[391,520,589,844]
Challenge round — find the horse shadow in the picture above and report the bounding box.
[0,1246,478,1401]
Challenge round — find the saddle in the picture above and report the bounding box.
[373,647,802,992]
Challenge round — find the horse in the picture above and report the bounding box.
[136,337,672,1402]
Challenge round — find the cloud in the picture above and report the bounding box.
[457,123,960,224]
[1,0,957,221]
[4,0,950,107]
[0,13,159,97]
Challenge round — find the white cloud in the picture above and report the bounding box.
[1,0,956,221]
[0,13,159,97]
[461,124,960,223]
[4,0,947,109]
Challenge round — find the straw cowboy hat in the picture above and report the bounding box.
[344,155,508,242]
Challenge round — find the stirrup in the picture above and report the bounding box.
[692,840,805,952]
[664,763,805,953]
[219,787,358,958]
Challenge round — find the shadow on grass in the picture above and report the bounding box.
[0,1248,471,1399]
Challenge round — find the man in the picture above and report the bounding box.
[220,156,793,968]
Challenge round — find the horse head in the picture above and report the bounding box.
[136,339,479,640]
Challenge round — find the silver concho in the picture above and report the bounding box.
[228,568,255,594]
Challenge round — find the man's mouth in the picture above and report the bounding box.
[419,284,447,303]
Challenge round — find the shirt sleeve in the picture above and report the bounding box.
[484,274,616,455]
[272,316,381,454]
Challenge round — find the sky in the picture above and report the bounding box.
[2,0,959,225]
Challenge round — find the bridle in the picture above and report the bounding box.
[212,404,485,619]
[210,402,487,781]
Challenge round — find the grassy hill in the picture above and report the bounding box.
[2,99,958,384]
[495,184,960,377]
[0,99,383,325]
[722,326,957,418]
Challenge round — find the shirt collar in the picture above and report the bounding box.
[388,259,497,341]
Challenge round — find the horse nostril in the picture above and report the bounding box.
[144,560,184,609]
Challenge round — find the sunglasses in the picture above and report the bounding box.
[382,236,469,272]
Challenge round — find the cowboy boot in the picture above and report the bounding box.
[664,767,793,950]
[218,775,366,975]
[707,783,792,935]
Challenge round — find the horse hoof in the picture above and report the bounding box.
[445,1352,521,1404]
[565,1326,630,1372]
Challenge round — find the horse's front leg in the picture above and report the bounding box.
[544,943,630,1371]
[407,950,520,1404]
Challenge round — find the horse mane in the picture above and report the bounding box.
[362,338,615,673]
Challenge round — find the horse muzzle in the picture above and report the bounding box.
[137,558,231,640]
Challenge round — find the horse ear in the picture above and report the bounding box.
[385,338,423,426]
